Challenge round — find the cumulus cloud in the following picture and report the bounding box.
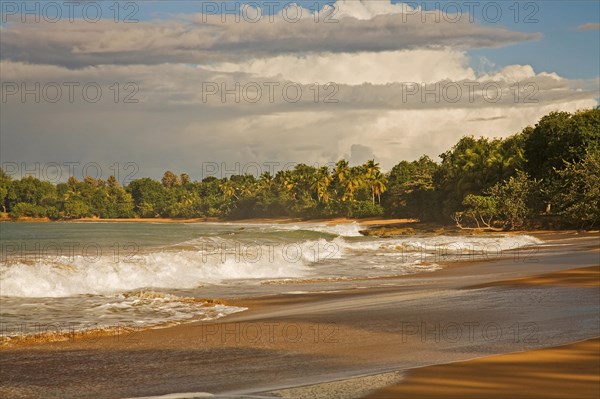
[346,144,376,166]
[2,56,592,110]
[0,1,595,180]
[204,50,477,85]
[1,58,597,178]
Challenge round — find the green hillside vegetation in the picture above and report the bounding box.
[2,109,598,229]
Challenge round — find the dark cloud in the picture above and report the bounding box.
[467,116,507,122]
[346,144,376,165]
[0,11,541,68]
[0,1,592,179]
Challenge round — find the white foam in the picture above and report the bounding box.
[0,233,543,298]
[305,222,364,237]
[268,222,364,237]
[126,393,214,398]
[0,244,313,298]
[398,234,544,253]
[335,234,543,254]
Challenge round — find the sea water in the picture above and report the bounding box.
[0,221,543,338]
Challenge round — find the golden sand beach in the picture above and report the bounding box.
[1,228,598,398]
[363,338,600,399]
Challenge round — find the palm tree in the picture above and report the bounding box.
[219,180,238,200]
[363,160,379,179]
[363,160,385,204]
[313,166,332,203]
[239,182,257,197]
[370,170,387,204]
[342,168,363,202]
[333,160,350,202]
[260,172,273,189]
[180,173,191,185]
[290,164,318,201]
[179,191,198,212]
[334,160,349,183]
[161,171,180,188]
[277,170,296,198]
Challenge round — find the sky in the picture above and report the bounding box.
[1,0,599,182]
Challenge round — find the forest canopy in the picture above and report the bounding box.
[2,109,599,229]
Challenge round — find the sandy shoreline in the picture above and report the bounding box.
[362,337,600,399]
[1,231,598,398]
[261,338,600,399]
[355,265,600,399]
[1,216,415,225]
[469,265,600,289]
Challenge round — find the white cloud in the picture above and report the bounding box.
[332,0,414,20]
[204,49,477,85]
[1,58,597,178]
[0,1,595,179]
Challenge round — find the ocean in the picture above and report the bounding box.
[0,221,543,339]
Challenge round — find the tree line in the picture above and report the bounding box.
[1,109,598,229]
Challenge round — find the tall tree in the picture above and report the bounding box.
[363,160,386,205]
[341,167,363,202]
[384,156,438,220]
[219,179,238,200]
[180,173,191,185]
[128,178,167,217]
[162,171,180,188]
[314,166,332,203]
[0,168,11,213]
[554,149,600,228]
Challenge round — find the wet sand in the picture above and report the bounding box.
[469,265,600,289]
[0,232,598,398]
[358,245,600,399]
[363,338,600,399]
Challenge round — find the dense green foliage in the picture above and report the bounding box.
[1,109,598,229]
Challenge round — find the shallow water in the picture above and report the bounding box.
[0,221,543,336]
